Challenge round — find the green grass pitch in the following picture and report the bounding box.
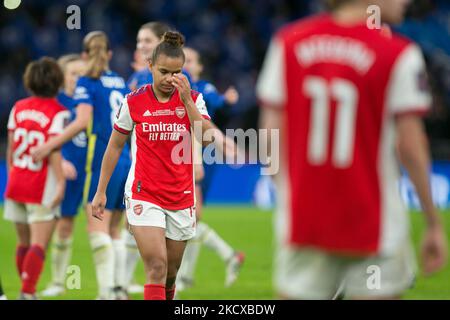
[0,206,449,299]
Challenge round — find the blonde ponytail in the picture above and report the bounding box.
[83,31,110,79]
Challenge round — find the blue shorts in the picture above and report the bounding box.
[61,172,86,217]
[84,159,130,211]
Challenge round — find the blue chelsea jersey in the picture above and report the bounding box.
[73,70,131,171]
[127,68,193,90]
[57,92,87,174]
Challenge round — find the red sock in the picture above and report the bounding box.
[166,286,176,300]
[21,245,45,294]
[16,245,29,277]
[144,284,166,300]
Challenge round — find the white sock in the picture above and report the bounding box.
[89,232,114,298]
[177,235,202,284]
[112,238,126,289]
[200,222,234,262]
[51,235,73,287]
[123,229,140,288]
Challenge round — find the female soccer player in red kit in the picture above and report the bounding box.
[4,57,67,299]
[92,31,236,300]
[257,0,447,299]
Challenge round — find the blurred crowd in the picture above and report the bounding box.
[395,0,450,158]
[0,0,449,158]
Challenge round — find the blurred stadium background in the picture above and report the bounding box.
[0,0,449,299]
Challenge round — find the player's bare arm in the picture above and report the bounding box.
[32,103,92,162]
[259,104,282,177]
[397,114,448,275]
[91,129,129,221]
[48,150,66,209]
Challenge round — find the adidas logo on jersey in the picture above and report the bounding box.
[143,110,152,117]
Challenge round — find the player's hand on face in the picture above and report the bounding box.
[171,73,192,105]
[421,223,448,276]
[31,143,52,162]
[62,159,77,180]
[91,192,107,221]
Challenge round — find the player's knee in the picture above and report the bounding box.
[166,263,180,280]
[109,225,121,239]
[87,219,109,234]
[144,257,167,282]
[58,227,72,240]
[109,212,123,238]
[31,237,52,251]
[15,224,30,245]
[195,209,202,221]
[58,219,74,239]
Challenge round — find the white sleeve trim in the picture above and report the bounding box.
[7,106,16,130]
[387,44,431,114]
[114,98,133,131]
[48,110,71,135]
[256,37,286,107]
[195,93,210,119]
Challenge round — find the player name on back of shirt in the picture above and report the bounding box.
[100,75,126,89]
[296,35,376,74]
[16,109,50,127]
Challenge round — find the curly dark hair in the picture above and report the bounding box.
[151,31,186,64]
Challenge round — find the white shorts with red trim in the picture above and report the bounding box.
[125,197,196,241]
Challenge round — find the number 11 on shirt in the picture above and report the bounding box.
[304,76,358,169]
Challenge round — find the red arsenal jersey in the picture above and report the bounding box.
[114,85,210,210]
[5,97,70,205]
[256,14,431,256]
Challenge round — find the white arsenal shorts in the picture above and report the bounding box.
[125,197,196,241]
[4,199,61,224]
